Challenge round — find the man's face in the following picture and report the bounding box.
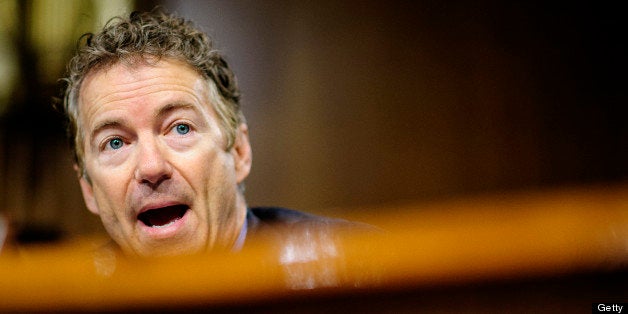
[77,58,251,257]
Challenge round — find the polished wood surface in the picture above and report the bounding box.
[1,183,627,312]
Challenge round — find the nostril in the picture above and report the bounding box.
[134,146,173,185]
[139,173,171,188]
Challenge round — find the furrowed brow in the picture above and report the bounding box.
[156,103,200,119]
[90,120,124,142]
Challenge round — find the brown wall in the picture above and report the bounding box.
[167,1,626,212]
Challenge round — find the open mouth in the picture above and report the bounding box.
[138,205,188,228]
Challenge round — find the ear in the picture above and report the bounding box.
[232,123,252,184]
[74,164,100,215]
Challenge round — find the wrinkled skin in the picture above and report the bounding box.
[77,58,252,257]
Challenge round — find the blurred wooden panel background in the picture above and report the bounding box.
[0,0,626,244]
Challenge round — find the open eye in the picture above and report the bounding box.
[108,138,124,149]
[174,123,190,135]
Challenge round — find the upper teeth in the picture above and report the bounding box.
[152,218,178,228]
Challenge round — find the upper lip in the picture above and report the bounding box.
[136,200,189,217]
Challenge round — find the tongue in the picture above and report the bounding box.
[139,206,187,227]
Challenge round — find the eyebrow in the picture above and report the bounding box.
[155,102,200,119]
[89,120,125,144]
[89,103,202,142]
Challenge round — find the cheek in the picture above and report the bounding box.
[91,185,124,218]
[88,166,132,209]
[191,151,237,203]
[206,151,235,182]
[181,141,234,178]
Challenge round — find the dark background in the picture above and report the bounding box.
[0,0,626,242]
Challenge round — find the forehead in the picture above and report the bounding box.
[79,58,206,107]
[77,59,216,137]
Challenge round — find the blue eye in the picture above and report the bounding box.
[109,138,123,149]
[175,124,190,135]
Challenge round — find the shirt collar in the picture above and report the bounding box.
[231,215,248,252]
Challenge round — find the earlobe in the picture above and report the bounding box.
[74,164,100,215]
[233,123,252,184]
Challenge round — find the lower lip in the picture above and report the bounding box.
[137,209,190,240]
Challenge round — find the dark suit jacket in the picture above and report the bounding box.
[244,207,379,288]
[246,207,372,243]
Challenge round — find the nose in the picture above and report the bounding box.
[134,138,173,187]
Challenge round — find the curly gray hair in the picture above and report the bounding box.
[62,10,243,177]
